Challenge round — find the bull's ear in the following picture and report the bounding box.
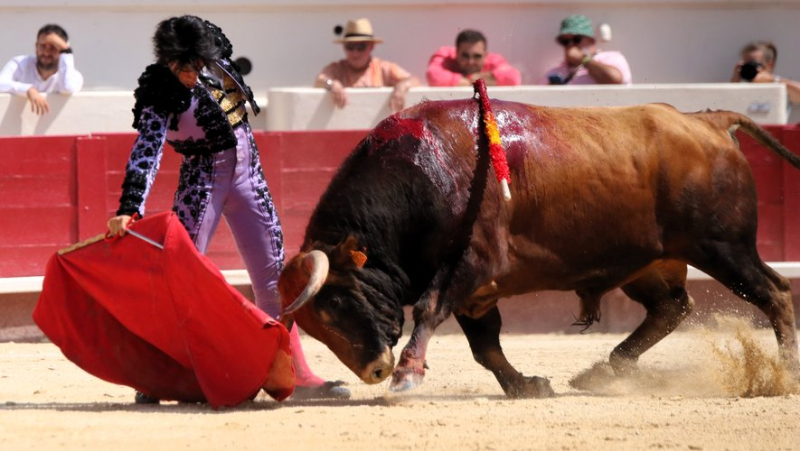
[349,250,367,268]
[335,235,367,269]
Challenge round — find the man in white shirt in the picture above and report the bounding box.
[0,24,84,115]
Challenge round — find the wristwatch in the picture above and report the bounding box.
[324,78,334,91]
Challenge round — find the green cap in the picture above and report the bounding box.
[558,14,594,39]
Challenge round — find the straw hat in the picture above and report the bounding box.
[333,18,384,44]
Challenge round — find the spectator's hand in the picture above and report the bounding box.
[456,76,472,87]
[329,80,348,109]
[42,32,70,53]
[107,215,134,237]
[473,72,498,86]
[26,87,50,115]
[566,46,587,67]
[730,60,744,82]
[390,80,411,112]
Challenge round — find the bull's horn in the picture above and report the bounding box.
[281,250,330,316]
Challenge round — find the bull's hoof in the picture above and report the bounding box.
[389,367,425,392]
[506,376,555,399]
[609,354,639,377]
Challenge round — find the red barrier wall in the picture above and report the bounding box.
[0,127,797,278]
[0,131,366,277]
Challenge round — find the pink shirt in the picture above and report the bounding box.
[542,51,632,85]
[426,46,521,86]
[318,57,412,88]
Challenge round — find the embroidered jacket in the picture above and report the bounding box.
[117,27,260,216]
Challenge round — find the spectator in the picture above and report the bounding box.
[542,15,631,86]
[0,24,84,115]
[426,29,521,87]
[314,18,419,112]
[731,41,800,105]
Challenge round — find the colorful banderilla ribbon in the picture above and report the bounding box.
[473,78,511,201]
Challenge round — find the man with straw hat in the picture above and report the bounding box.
[314,18,419,112]
[542,14,631,85]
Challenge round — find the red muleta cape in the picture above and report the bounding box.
[32,211,294,407]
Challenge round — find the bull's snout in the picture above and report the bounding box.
[359,347,395,384]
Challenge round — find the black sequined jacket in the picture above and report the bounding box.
[117,21,261,216]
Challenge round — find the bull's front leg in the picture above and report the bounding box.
[390,269,456,392]
[456,306,554,398]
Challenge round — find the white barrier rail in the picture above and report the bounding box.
[0,92,268,136]
[266,84,788,131]
[3,264,799,295]
[1,83,787,136]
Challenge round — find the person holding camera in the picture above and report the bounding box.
[731,41,800,106]
[0,24,84,115]
[542,14,631,86]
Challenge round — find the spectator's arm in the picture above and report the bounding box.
[766,75,800,105]
[781,78,800,105]
[425,47,464,87]
[314,62,341,87]
[585,60,622,84]
[386,62,419,112]
[585,53,631,85]
[743,69,800,103]
[314,62,348,109]
[55,52,84,94]
[314,71,332,88]
[487,54,521,86]
[0,59,34,95]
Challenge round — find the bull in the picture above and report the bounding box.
[278,84,800,398]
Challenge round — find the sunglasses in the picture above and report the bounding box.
[557,36,584,47]
[459,52,484,61]
[345,42,369,52]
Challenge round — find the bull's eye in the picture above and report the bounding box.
[328,296,343,309]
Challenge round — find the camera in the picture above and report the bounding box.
[739,61,763,82]
[548,74,565,85]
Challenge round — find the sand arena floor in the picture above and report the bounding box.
[1,316,798,450]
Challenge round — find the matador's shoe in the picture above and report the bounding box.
[291,380,350,400]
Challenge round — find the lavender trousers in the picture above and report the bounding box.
[172,123,284,316]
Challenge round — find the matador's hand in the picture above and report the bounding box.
[107,215,134,237]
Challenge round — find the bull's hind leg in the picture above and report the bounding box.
[455,306,554,398]
[610,261,695,374]
[690,243,799,372]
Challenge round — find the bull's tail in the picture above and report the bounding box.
[697,110,800,169]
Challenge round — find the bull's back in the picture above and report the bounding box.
[486,101,755,291]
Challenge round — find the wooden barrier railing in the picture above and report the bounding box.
[0,127,798,279]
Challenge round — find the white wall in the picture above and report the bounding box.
[2,1,799,92]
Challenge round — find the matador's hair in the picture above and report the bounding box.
[153,15,222,68]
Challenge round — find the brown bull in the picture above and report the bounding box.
[279,93,800,398]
